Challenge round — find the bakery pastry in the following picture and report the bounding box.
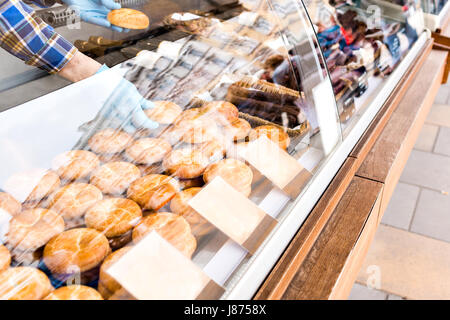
[195,140,227,162]
[44,285,103,300]
[90,162,141,195]
[178,177,205,190]
[107,8,150,29]
[85,198,142,239]
[4,170,60,203]
[98,246,132,299]
[201,101,239,126]
[48,183,103,220]
[137,163,164,176]
[170,188,215,238]
[6,208,65,252]
[127,174,180,211]
[203,159,253,197]
[248,125,290,150]
[144,101,183,125]
[0,245,11,272]
[163,148,209,179]
[181,121,221,144]
[0,267,53,300]
[52,150,100,181]
[125,138,172,165]
[132,212,196,258]
[0,192,21,216]
[88,129,133,154]
[222,118,251,141]
[43,228,111,281]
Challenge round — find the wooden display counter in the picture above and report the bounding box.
[254,39,448,300]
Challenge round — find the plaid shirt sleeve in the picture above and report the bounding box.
[0,0,78,73]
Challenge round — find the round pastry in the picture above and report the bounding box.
[249,125,290,150]
[137,163,164,176]
[90,162,141,195]
[107,8,150,30]
[223,118,251,141]
[203,159,253,197]
[97,153,124,164]
[178,177,205,190]
[99,246,132,297]
[0,267,53,300]
[127,174,180,211]
[163,148,209,179]
[125,138,172,165]
[0,245,11,272]
[181,121,221,144]
[195,140,226,162]
[4,170,60,203]
[48,183,103,220]
[52,150,100,181]
[201,101,239,126]
[156,125,185,146]
[174,108,204,127]
[0,192,21,216]
[44,285,103,300]
[88,129,133,155]
[6,208,65,252]
[43,228,111,276]
[85,198,142,238]
[144,101,183,125]
[170,188,215,237]
[132,212,196,257]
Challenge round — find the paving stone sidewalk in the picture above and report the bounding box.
[349,81,450,300]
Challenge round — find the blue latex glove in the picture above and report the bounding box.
[97,65,159,131]
[61,0,130,32]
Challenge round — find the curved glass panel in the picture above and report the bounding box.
[306,0,425,135]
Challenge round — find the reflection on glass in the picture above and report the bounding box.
[0,0,343,300]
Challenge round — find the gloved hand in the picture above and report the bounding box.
[60,0,130,32]
[97,65,159,132]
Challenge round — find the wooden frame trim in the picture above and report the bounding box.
[254,39,434,300]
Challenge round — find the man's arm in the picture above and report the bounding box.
[0,0,101,81]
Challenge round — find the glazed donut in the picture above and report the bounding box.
[88,129,133,154]
[48,183,103,220]
[144,101,183,125]
[0,192,21,216]
[132,212,196,258]
[85,198,142,238]
[170,188,215,237]
[201,101,239,126]
[43,228,111,275]
[0,267,53,300]
[203,159,253,197]
[6,208,65,251]
[90,162,141,195]
[163,148,209,179]
[44,285,103,300]
[222,118,251,141]
[248,125,290,150]
[127,174,180,211]
[125,138,172,165]
[0,245,11,272]
[52,150,100,181]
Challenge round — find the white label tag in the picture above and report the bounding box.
[134,50,163,69]
[171,13,202,21]
[188,177,276,254]
[312,80,341,155]
[242,136,305,190]
[106,232,223,300]
[157,41,183,60]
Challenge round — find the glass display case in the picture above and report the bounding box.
[0,0,427,300]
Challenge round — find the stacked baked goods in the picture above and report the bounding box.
[0,97,293,299]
